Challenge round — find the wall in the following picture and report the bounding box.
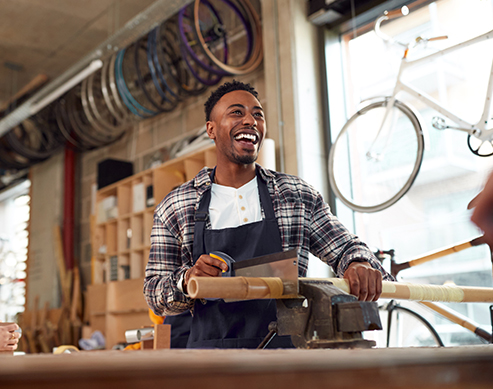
[28,153,64,310]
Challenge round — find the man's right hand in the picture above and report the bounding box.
[183,254,229,292]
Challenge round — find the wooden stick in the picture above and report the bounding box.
[391,236,485,276]
[188,276,493,303]
[419,301,492,342]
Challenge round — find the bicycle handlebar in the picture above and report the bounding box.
[384,7,409,20]
[374,7,409,47]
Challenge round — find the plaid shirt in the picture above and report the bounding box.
[144,165,393,316]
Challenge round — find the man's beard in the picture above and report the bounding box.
[231,152,258,165]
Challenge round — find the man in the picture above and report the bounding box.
[144,80,393,349]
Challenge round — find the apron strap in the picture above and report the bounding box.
[192,166,276,262]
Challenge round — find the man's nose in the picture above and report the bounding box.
[242,112,257,126]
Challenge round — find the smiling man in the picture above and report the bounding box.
[144,80,393,349]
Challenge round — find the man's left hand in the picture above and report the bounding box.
[343,261,382,301]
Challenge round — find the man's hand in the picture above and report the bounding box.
[183,254,229,292]
[0,323,20,351]
[343,261,382,301]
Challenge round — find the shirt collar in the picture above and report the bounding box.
[193,164,274,194]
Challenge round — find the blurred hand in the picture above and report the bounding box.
[470,172,493,249]
[343,261,382,301]
[0,323,20,351]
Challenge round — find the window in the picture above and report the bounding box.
[0,180,30,322]
[326,0,493,345]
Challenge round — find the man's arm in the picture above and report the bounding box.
[309,193,393,301]
[143,213,193,316]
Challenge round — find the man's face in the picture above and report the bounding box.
[207,90,265,165]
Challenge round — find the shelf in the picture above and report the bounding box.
[88,144,216,348]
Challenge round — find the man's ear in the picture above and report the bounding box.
[206,121,216,140]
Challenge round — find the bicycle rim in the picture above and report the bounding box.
[328,99,424,213]
[387,305,443,347]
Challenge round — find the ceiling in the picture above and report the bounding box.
[0,0,157,109]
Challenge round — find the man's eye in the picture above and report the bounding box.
[254,112,264,118]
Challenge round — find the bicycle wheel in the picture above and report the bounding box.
[386,303,444,347]
[328,98,424,213]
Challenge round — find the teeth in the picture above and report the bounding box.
[234,133,257,142]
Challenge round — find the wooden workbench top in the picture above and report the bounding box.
[1,346,493,388]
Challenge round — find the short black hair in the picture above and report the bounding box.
[204,80,259,121]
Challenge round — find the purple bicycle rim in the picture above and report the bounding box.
[178,0,253,76]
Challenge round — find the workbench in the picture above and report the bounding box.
[1,346,492,388]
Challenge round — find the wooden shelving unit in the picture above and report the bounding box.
[87,144,216,348]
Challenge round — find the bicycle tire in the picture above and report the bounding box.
[193,0,262,75]
[180,0,231,76]
[85,69,130,135]
[55,98,95,151]
[147,27,180,103]
[107,53,132,121]
[156,18,208,96]
[386,303,444,347]
[134,37,177,113]
[328,98,424,213]
[115,47,158,118]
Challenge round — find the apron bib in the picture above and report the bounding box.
[188,167,294,349]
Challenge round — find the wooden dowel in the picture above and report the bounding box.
[189,276,493,303]
[419,301,492,342]
[392,236,485,276]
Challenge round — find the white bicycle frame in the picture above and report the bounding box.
[384,29,493,141]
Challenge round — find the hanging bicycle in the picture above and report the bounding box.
[328,7,493,213]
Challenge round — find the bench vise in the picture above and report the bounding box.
[271,279,382,349]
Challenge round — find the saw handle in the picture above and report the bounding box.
[209,251,236,277]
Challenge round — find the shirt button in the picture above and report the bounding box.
[243,218,248,222]
[239,195,243,199]
[241,206,245,211]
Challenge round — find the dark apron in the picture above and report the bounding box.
[188,167,294,349]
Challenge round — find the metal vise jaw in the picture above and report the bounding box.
[276,279,382,349]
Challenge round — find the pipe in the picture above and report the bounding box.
[63,147,75,270]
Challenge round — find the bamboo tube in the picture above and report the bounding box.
[392,236,485,276]
[188,276,493,303]
[327,278,493,303]
[419,301,492,342]
[188,276,285,300]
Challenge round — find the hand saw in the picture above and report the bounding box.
[209,249,299,296]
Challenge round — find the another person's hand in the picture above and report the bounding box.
[183,254,228,292]
[0,323,20,351]
[470,172,493,248]
[343,261,382,301]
